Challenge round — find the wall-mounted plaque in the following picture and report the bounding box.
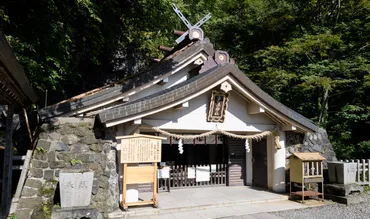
[207,90,229,123]
[117,134,166,164]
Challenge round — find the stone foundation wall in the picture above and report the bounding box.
[15,118,119,219]
[285,128,337,168]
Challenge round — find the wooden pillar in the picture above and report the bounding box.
[272,131,286,193]
[1,105,14,216]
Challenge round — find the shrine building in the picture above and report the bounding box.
[32,7,323,212]
[39,37,318,193]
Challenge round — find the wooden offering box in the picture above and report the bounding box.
[288,152,325,203]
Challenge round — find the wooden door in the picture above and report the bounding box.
[252,138,267,188]
[227,138,245,186]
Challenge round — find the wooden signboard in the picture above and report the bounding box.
[116,134,166,210]
[119,136,162,163]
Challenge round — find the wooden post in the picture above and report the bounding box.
[362,159,366,183]
[368,159,370,185]
[23,108,32,145]
[122,163,128,210]
[321,161,324,202]
[153,163,158,207]
[301,161,304,204]
[1,105,14,216]
[357,159,360,183]
[13,150,32,201]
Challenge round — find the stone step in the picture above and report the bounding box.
[108,196,289,218]
[325,193,370,205]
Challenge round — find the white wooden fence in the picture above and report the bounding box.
[340,159,370,186]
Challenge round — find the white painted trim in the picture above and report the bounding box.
[72,52,208,115]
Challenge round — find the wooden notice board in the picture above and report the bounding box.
[119,136,162,163]
[116,134,166,210]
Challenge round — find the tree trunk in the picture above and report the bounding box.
[319,88,329,124]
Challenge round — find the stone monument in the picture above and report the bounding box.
[59,170,94,208]
[325,161,367,204]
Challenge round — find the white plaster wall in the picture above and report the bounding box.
[144,90,276,132]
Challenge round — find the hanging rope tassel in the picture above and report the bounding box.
[178,139,184,154]
[245,139,250,153]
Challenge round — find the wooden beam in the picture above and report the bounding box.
[1,105,14,216]
[193,58,204,65]
[12,150,32,203]
[174,30,185,36]
[248,102,265,114]
[281,125,297,131]
[158,77,169,85]
[158,46,173,52]
[23,108,32,145]
[133,118,142,125]
[174,102,189,110]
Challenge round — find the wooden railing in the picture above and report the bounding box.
[340,159,370,186]
[303,161,323,177]
[158,164,227,191]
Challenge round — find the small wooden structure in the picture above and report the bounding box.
[0,31,38,217]
[288,152,325,203]
[117,134,166,210]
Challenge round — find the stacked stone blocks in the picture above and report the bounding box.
[15,118,119,219]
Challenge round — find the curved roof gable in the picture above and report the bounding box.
[98,62,318,132]
[38,40,215,119]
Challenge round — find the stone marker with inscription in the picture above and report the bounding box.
[59,170,94,208]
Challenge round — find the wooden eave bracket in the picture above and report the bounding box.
[248,102,265,114]
[281,125,297,131]
[158,77,169,85]
[174,102,189,110]
[132,118,142,125]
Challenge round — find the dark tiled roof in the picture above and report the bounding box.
[38,40,215,120]
[0,32,39,109]
[98,64,319,132]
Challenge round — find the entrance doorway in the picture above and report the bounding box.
[252,138,268,188]
[159,135,228,189]
[226,138,246,186]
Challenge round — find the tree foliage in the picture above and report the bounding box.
[1,0,370,159]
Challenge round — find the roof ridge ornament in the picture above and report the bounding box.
[172,3,211,44]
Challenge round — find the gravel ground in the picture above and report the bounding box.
[272,202,370,219]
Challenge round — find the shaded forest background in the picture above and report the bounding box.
[0,0,369,159]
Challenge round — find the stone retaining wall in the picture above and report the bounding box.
[286,128,337,168]
[15,118,119,219]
